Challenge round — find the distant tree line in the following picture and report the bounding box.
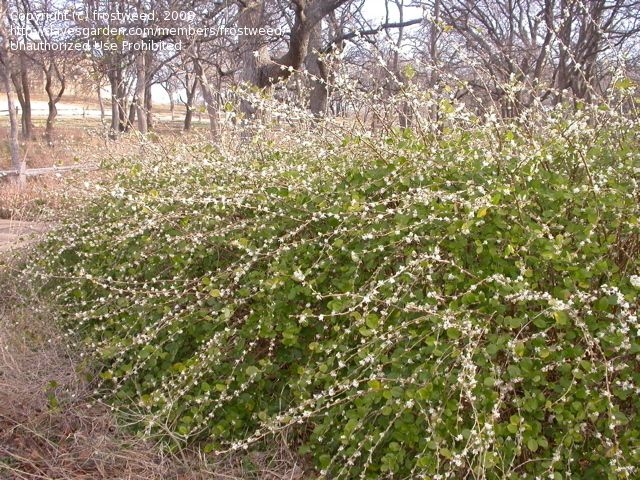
[0,0,638,152]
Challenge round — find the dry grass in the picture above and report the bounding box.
[0,117,243,222]
[0,177,65,221]
[0,253,308,480]
[0,113,209,172]
[0,120,104,171]
[0,115,110,223]
[0,124,151,221]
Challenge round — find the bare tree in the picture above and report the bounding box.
[0,11,25,185]
[193,55,220,139]
[43,58,66,144]
[238,0,351,114]
[10,53,34,139]
[431,0,640,111]
[135,51,148,134]
[179,62,200,131]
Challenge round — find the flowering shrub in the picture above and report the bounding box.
[32,109,640,478]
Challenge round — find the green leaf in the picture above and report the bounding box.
[553,311,569,326]
[403,64,416,81]
[446,328,461,339]
[614,78,634,90]
[365,313,380,329]
[440,448,452,459]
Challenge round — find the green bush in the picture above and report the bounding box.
[35,120,640,478]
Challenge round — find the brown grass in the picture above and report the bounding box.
[0,120,102,171]
[0,177,64,221]
[0,122,169,221]
[0,108,210,172]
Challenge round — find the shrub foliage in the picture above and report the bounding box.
[34,113,640,479]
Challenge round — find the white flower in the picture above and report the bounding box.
[293,270,305,282]
[630,275,640,288]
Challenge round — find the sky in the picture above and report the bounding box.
[362,1,423,23]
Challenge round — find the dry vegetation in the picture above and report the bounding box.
[0,92,207,173]
[0,108,201,221]
[0,267,183,479]
[0,119,104,171]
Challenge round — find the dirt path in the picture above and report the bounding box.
[0,220,48,253]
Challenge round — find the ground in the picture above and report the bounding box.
[0,220,48,253]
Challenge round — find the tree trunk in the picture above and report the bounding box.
[183,76,198,131]
[239,1,270,117]
[193,58,219,140]
[168,87,175,121]
[11,59,35,140]
[307,24,329,116]
[44,63,65,146]
[97,82,105,124]
[45,102,57,144]
[555,0,573,105]
[108,70,120,139]
[145,83,153,130]
[128,98,137,131]
[117,70,127,132]
[145,51,154,129]
[399,102,412,129]
[392,0,412,129]
[1,64,25,186]
[20,65,33,140]
[135,53,147,134]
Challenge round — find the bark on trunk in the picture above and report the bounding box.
[45,99,58,144]
[168,87,175,121]
[238,1,269,117]
[555,0,573,104]
[183,76,198,131]
[108,70,120,139]
[145,51,154,130]
[20,64,33,140]
[44,63,65,145]
[128,98,137,131]
[193,58,219,140]
[183,77,198,132]
[117,70,127,132]
[1,64,25,186]
[11,59,34,140]
[135,53,147,134]
[97,82,105,124]
[145,83,153,130]
[307,24,329,116]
